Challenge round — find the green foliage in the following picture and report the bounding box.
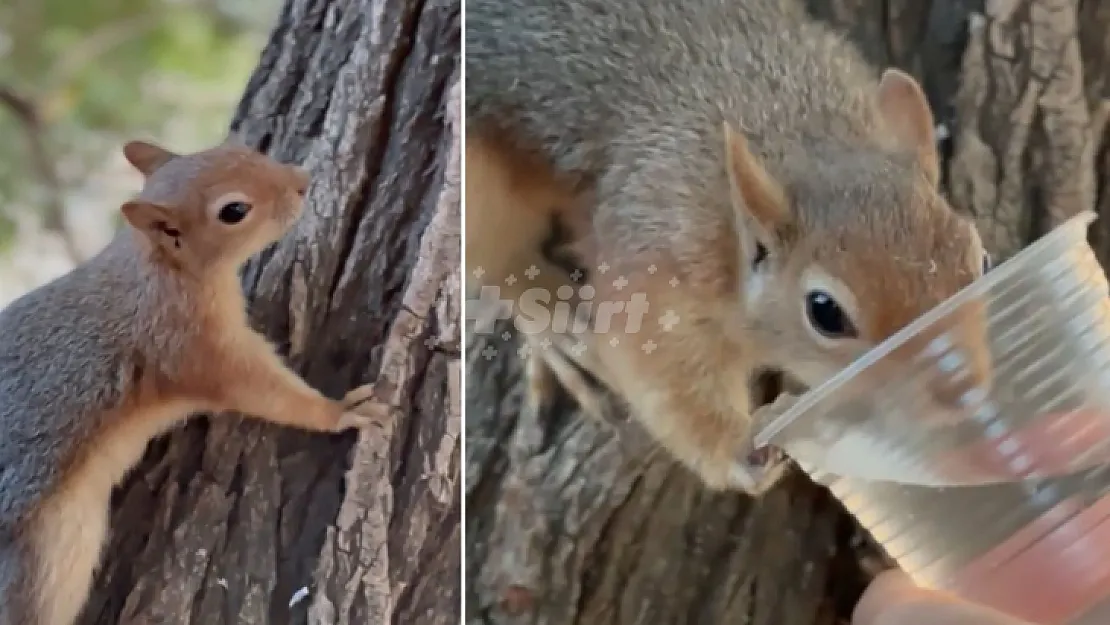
[0,0,277,254]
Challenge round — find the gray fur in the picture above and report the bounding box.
[0,539,28,624]
[466,0,881,164]
[0,230,195,580]
[465,0,947,267]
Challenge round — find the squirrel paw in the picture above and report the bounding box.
[523,343,618,427]
[564,385,616,426]
[336,384,398,431]
[728,448,790,496]
[727,392,802,495]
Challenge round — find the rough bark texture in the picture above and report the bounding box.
[78,0,461,623]
[465,1,1110,624]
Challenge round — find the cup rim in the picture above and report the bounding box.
[755,210,1099,448]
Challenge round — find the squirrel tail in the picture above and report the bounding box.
[0,506,108,625]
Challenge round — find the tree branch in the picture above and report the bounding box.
[0,83,83,263]
[0,86,37,124]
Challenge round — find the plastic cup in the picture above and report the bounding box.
[756,211,1110,625]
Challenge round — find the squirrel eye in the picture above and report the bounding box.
[805,290,857,339]
[217,201,251,224]
[981,251,993,274]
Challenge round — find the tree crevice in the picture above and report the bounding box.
[79,0,460,623]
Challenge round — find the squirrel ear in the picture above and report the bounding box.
[121,201,183,245]
[876,68,940,187]
[723,121,791,234]
[122,141,178,177]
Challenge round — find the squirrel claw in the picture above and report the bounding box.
[336,403,396,431]
[343,383,380,407]
[337,384,397,431]
[337,410,373,431]
[727,392,802,495]
[729,446,790,496]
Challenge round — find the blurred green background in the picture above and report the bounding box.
[0,0,280,304]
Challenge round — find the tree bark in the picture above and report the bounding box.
[465,1,1110,624]
[79,0,461,623]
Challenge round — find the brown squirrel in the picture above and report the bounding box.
[0,139,392,625]
[465,0,994,494]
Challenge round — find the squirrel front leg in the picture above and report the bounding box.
[640,380,788,493]
[589,277,790,495]
[214,334,391,433]
[522,335,617,425]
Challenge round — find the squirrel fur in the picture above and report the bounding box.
[0,139,391,625]
[465,0,993,493]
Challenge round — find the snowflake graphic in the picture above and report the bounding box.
[659,310,680,331]
[481,345,498,360]
[501,331,513,341]
[540,338,553,350]
[570,268,584,282]
[597,262,611,275]
[613,276,629,291]
[423,336,438,349]
[525,265,540,280]
[642,340,658,354]
[517,343,533,359]
[570,342,587,357]
[609,337,620,347]
[505,274,518,286]
[472,266,486,280]
[669,277,680,288]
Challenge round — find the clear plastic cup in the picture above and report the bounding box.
[756,211,1110,625]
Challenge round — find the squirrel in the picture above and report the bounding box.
[465,0,994,494]
[0,139,392,625]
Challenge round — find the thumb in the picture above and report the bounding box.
[853,571,1038,625]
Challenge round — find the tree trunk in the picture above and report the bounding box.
[464,1,1110,624]
[78,0,461,623]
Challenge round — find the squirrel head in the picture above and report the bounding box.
[119,139,310,274]
[727,69,992,415]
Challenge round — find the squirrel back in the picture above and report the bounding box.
[0,228,180,534]
[466,0,881,181]
[0,236,211,532]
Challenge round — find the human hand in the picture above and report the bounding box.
[853,570,1038,625]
